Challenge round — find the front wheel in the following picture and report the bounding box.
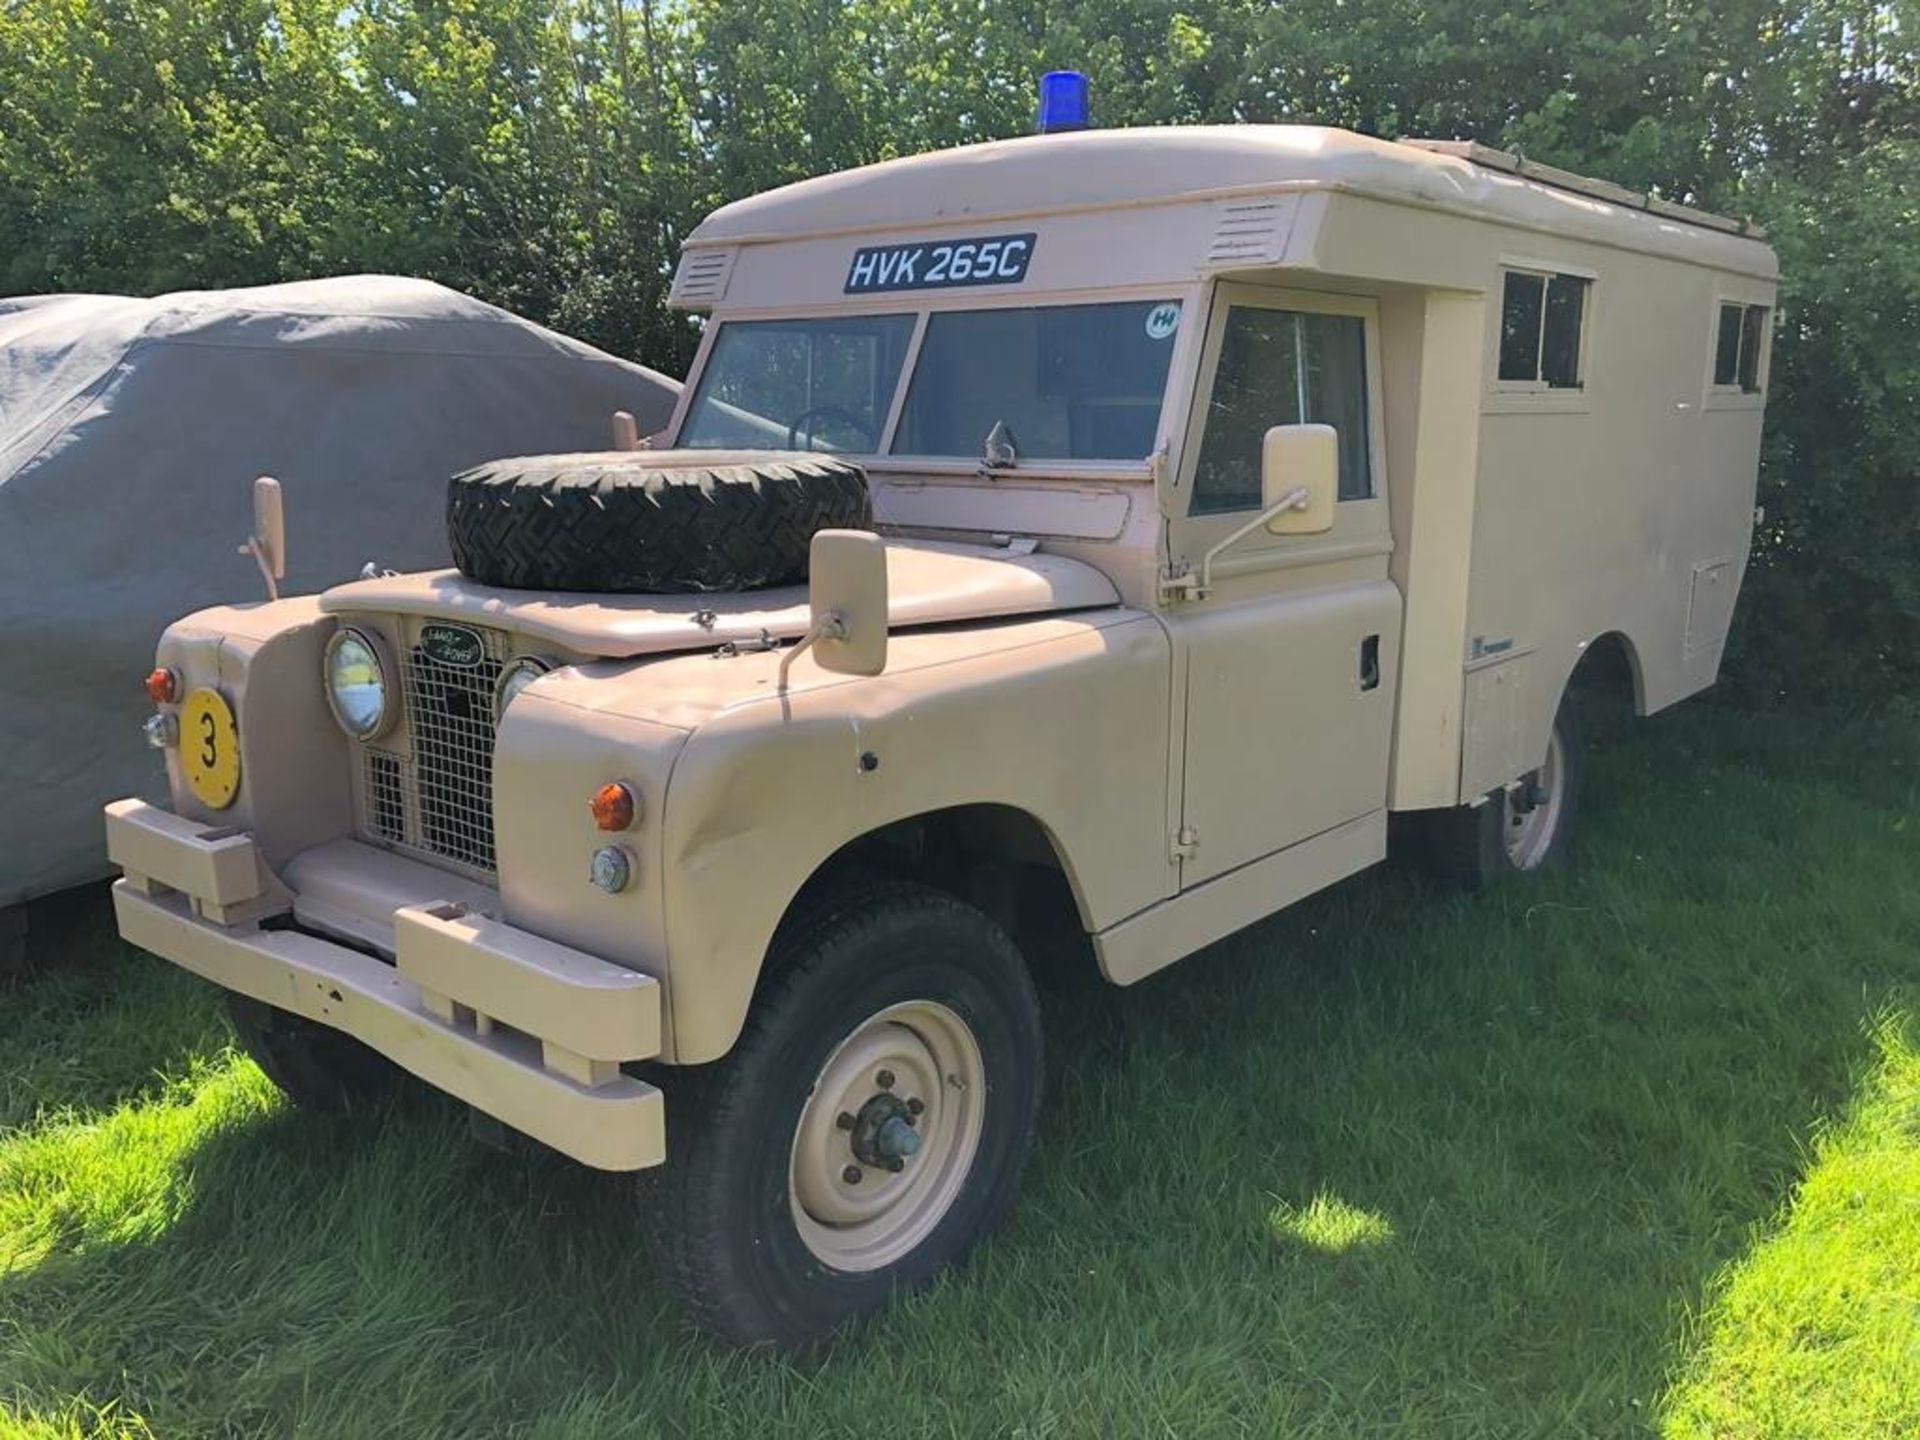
[226,994,403,1112]
[1418,693,1585,887]
[643,883,1044,1348]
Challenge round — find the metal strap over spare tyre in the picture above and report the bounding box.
[446,449,871,594]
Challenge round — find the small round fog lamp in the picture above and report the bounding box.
[589,845,634,894]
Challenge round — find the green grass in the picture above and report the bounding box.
[3,703,1918,1438]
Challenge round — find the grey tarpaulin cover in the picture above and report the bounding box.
[0,275,680,905]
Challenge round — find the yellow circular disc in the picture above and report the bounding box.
[179,687,241,809]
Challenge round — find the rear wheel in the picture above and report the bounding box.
[643,883,1043,1348]
[1419,693,1585,887]
[226,995,402,1112]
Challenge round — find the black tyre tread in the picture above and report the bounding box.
[641,882,1043,1348]
[226,994,402,1113]
[447,450,871,594]
[1421,694,1585,888]
[1418,801,1505,891]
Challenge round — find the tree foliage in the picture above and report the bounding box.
[1,0,1914,706]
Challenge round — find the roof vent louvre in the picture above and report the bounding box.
[1206,197,1290,266]
[669,246,738,308]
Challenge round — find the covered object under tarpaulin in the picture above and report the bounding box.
[0,275,681,906]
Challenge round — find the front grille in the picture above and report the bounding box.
[353,621,505,879]
[365,750,406,844]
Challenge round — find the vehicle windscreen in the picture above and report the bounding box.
[677,314,915,451]
[891,300,1180,461]
[677,299,1181,463]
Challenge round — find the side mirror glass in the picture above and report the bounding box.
[809,529,889,677]
[252,475,287,580]
[1261,424,1337,535]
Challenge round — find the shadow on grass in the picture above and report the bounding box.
[2,706,1916,1437]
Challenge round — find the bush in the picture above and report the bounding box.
[2,0,1912,709]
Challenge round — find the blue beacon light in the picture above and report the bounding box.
[1036,70,1090,133]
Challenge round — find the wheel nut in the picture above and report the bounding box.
[906,1097,924,1116]
[875,1069,895,1090]
[835,1111,855,1130]
[843,1165,863,1184]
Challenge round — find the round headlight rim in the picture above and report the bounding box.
[494,654,553,720]
[323,624,399,742]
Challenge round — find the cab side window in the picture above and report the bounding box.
[1189,307,1372,515]
[1497,267,1589,389]
[1713,301,1770,393]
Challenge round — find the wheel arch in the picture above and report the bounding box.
[1489,626,1645,815]
[1571,629,1647,716]
[776,802,1094,951]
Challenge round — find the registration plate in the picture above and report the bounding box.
[844,232,1037,294]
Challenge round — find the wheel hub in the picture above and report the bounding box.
[849,1092,922,1171]
[787,1000,986,1272]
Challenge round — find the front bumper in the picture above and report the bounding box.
[105,798,665,1171]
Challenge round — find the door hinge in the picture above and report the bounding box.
[1171,825,1200,862]
[1158,567,1204,605]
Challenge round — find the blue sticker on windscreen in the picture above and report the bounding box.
[844,233,1037,294]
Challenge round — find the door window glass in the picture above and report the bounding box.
[1189,307,1373,515]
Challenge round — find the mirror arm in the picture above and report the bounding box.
[238,475,285,602]
[1164,486,1310,601]
[776,611,850,695]
[238,536,281,601]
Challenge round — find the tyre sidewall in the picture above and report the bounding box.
[446,451,871,594]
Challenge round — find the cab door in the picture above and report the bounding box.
[1164,284,1401,888]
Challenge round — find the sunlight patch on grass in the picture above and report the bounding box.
[1661,1009,1920,1439]
[0,1054,270,1277]
[0,1396,160,1439]
[1267,1190,1396,1253]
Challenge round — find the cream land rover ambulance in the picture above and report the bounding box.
[106,83,1777,1346]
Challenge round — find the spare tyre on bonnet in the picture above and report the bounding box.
[446,449,871,593]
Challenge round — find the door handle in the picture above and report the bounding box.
[1360,634,1381,691]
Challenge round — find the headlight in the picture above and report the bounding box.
[495,655,551,718]
[324,627,394,740]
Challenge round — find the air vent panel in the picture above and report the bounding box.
[669,246,738,308]
[1206,197,1293,267]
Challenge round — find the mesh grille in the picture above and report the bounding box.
[403,631,502,874]
[366,751,406,844]
[353,621,505,879]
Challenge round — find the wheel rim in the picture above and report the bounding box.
[1503,726,1567,871]
[788,1000,985,1273]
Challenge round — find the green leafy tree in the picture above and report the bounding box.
[1,0,1913,706]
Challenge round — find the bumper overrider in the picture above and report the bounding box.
[104,798,666,1170]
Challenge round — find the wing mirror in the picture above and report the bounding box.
[1169,423,1340,601]
[241,475,287,600]
[779,529,890,691]
[1260,423,1337,535]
